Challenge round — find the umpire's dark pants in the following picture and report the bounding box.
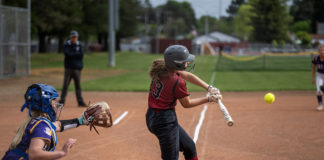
[146,107,197,160]
[60,68,84,104]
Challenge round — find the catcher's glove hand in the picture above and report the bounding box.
[81,101,113,134]
[321,85,324,92]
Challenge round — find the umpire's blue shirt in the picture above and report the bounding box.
[63,40,84,70]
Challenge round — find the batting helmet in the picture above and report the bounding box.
[21,83,59,122]
[164,45,195,70]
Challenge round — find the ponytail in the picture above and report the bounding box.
[9,110,50,149]
[149,59,169,80]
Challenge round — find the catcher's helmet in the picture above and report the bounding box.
[164,45,195,70]
[21,83,59,122]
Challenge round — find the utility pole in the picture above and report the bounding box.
[205,15,209,35]
[155,9,161,54]
[108,0,118,67]
[219,0,222,18]
[27,0,31,75]
[0,0,2,77]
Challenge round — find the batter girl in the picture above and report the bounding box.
[312,45,324,111]
[146,45,221,160]
[2,83,90,159]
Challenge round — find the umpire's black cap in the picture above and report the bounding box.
[70,30,79,37]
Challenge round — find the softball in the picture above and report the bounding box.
[264,93,275,104]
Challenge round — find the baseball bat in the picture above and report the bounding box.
[218,99,234,126]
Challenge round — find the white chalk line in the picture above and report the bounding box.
[113,111,128,125]
[193,105,208,143]
[193,70,217,143]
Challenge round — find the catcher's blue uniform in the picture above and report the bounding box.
[2,118,57,160]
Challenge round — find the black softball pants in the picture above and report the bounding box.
[146,107,197,160]
[60,68,84,105]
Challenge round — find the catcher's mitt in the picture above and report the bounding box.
[81,101,113,134]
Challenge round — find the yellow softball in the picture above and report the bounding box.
[264,93,275,104]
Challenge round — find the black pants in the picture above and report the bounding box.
[146,107,197,160]
[60,68,84,104]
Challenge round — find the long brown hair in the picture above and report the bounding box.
[149,59,170,80]
[9,110,50,149]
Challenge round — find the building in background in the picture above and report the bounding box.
[312,22,324,46]
[192,31,245,55]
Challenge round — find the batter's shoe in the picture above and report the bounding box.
[317,105,323,111]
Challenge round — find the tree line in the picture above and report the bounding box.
[2,0,324,53]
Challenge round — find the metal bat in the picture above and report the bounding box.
[218,99,234,126]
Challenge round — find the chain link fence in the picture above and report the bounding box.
[0,4,30,79]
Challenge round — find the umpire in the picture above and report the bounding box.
[59,30,87,107]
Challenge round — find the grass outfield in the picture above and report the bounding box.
[31,52,314,92]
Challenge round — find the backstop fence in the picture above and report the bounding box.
[0,4,30,79]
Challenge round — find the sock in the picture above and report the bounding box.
[317,95,322,105]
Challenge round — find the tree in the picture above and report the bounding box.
[291,20,311,33]
[2,0,81,53]
[79,0,108,52]
[157,0,196,38]
[233,4,254,41]
[249,0,292,43]
[313,0,324,34]
[31,0,82,53]
[114,0,144,50]
[217,17,234,35]
[196,16,218,35]
[296,31,312,47]
[289,0,324,34]
[226,0,246,19]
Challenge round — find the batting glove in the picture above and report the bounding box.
[207,93,222,102]
[207,85,220,95]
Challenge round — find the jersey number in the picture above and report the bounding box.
[151,81,163,99]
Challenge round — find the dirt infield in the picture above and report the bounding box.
[0,88,323,160]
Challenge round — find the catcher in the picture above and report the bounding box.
[146,45,221,160]
[2,83,112,160]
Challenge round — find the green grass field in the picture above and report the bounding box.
[31,52,314,92]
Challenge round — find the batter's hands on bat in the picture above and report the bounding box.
[207,93,222,102]
[207,85,220,95]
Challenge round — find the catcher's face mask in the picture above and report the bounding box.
[52,99,64,121]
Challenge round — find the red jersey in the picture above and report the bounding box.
[148,72,189,109]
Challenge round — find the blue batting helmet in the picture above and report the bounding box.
[21,83,59,122]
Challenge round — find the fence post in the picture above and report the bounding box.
[262,54,266,70]
[0,1,3,78]
[27,0,31,76]
[15,7,18,75]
